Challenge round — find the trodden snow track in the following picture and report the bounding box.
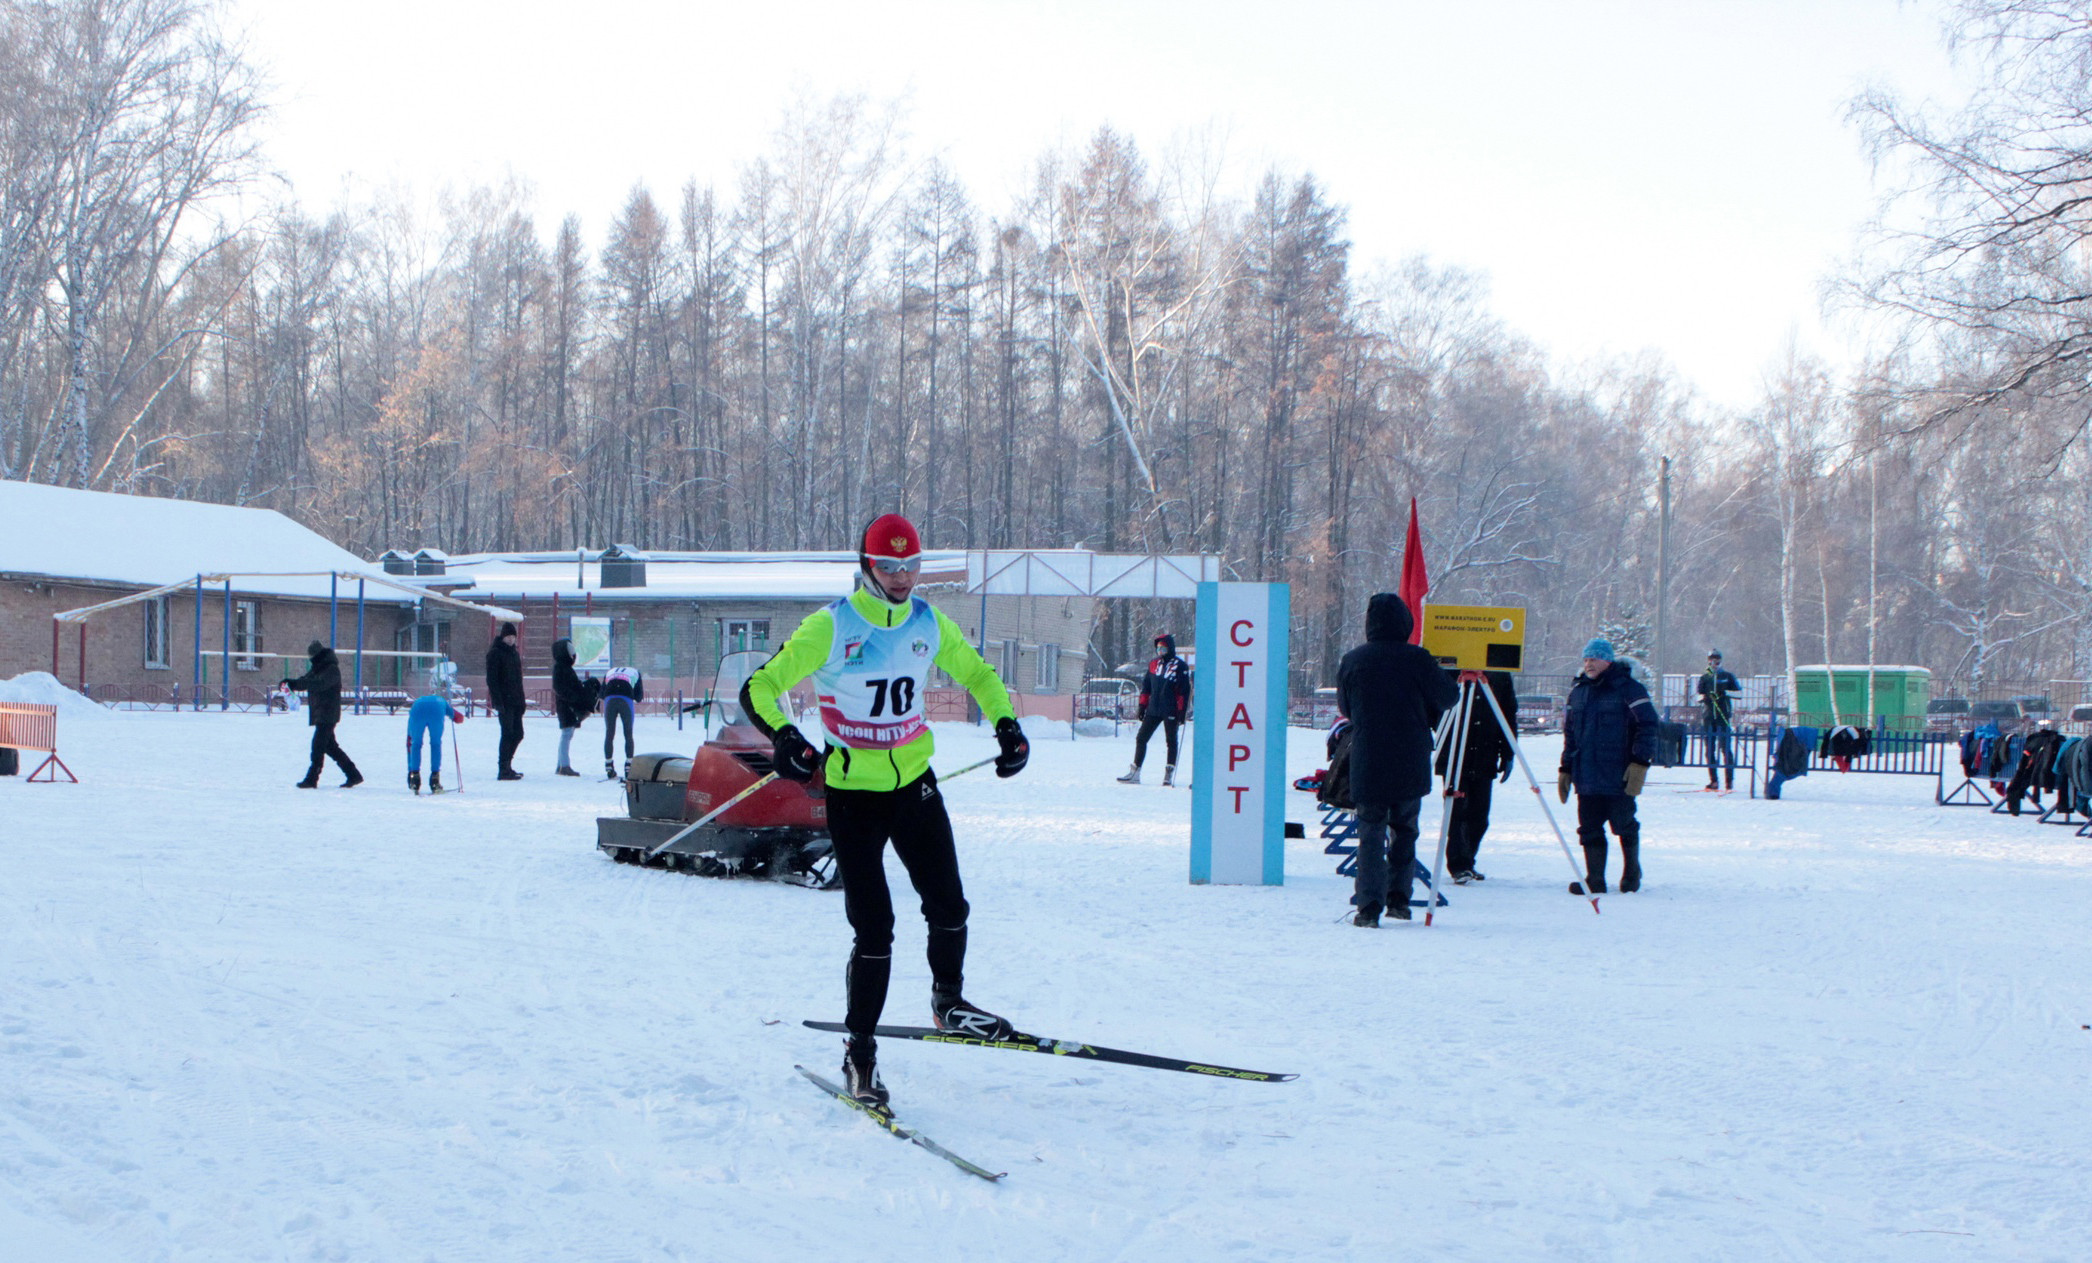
[1,704,2089,1260]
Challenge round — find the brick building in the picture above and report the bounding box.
[0,482,441,705]
[410,548,1098,721]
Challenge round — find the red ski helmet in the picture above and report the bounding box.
[860,513,923,586]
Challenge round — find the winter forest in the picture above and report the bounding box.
[6,0,2092,692]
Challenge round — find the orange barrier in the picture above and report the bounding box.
[0,702,77,783]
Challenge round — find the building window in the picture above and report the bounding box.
[1036,643,1061,693]
[144,596,171,669]
[725,619,770,654]
[234,601,262,669]
[1000,639,1020,689]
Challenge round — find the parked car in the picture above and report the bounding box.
[2069,703,2092,732]
[1967,699,2025,728]
[1075,677,1139,722]
[2011,695,2052,717]
[1925,697,1972,733]
[1517,693,1562,734]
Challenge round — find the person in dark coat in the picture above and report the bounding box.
[1117,632,1193,786]
[550,638,599,777]
[1336,594,1459,925]
[1434,668,1518,884]
[1558,638,1658,893]
[281,640,362,789]
[485,622,527,780]
[1696,648,1742,791]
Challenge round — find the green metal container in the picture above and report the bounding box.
[1791,665,1931,730]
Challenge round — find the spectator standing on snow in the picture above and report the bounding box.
[1116,632,1193,786]
[1337,594,1458,926]
[1434,668,1518,885]
[1696,649,1742,792]
[485,622,527,781]
[281,640,363,789]
[405,663,465,794]
[743,512,1030,1110]
[550,638,598,777]
[1558,638,1658,894]
[601,665,644,779]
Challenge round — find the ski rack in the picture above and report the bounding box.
[1318,805,1446,908]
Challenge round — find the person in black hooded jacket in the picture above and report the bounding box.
[1336,594,1458,925]
[550,638,599,777]
[281,640,362,788]
[485,622,526,780]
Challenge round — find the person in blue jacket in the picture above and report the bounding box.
[1558,638,1658,893]
[406,662,464,794]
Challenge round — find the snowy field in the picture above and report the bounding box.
[3,693,2090,1262]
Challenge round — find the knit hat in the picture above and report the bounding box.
[1582,638,1615,662]
[499,622,518,638]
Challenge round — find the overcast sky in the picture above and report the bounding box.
[223,0,1973,413]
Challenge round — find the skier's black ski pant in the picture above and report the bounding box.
[827,770,969,1037]
[307,721,359,780]
[495,706,524,773]
[1446,774,1494,873]
[602,695,635,761]
[1132,715,1180,768]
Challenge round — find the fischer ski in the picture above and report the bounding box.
[802,1021,1297,1082]
[794,1065,1005,1182]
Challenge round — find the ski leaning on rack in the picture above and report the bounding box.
[793,1065,1005,1182]
[801,1021,1297,1083]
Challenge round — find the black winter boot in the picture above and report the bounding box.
[842,1036,889,1108]
[1570,841,1608,895]
[1619,839,1642,892]
[1352,902,1381,928]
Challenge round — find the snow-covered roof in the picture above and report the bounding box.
[433,550,972,602]
[0,481,411,603]
[1791,664,1932,674]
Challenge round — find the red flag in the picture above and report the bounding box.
[1398,498,1428,645]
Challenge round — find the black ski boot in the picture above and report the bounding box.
[1569,841,1608,895]
[1352,902,1381,928]
[606,760,617,781]
[1619,839,1642,892]
[408,770,421,795]
[429,771,443,793]
[842,1035,889,1109]
[932,992,1017,1040]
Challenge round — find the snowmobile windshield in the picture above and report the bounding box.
[713,650,800,728]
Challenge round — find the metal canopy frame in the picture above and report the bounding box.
[964,550,1220,598]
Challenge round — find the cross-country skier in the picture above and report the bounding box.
[550,638,599,777]
[406,663,465,793]
[742,513,1030,1108]
[600,665,643,779]
[1696,649,1742,791]
[281,641,363,789]
[1116,632,1193,786]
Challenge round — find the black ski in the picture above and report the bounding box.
[801,1021,1296,1083]
[793,1065,1005,1182]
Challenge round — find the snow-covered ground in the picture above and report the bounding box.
[3,698,2089,1261]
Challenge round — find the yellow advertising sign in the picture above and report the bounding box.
[1419,604,1526,673]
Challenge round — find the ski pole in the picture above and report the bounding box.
[1473,680,1597,914]
[938,756,998,783]
[646,772,778,859]
[451,718,464,794]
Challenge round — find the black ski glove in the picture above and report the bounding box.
[771,725,821,783]
[1498,752,1515,783]
[993,717,1029,778]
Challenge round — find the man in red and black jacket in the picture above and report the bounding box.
[1117,632,1193,786]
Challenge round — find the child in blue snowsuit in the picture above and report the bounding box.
[407,664,464,794]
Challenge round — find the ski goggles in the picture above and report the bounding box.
[870,556,922,576]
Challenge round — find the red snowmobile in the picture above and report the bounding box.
[597,651,836,887]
